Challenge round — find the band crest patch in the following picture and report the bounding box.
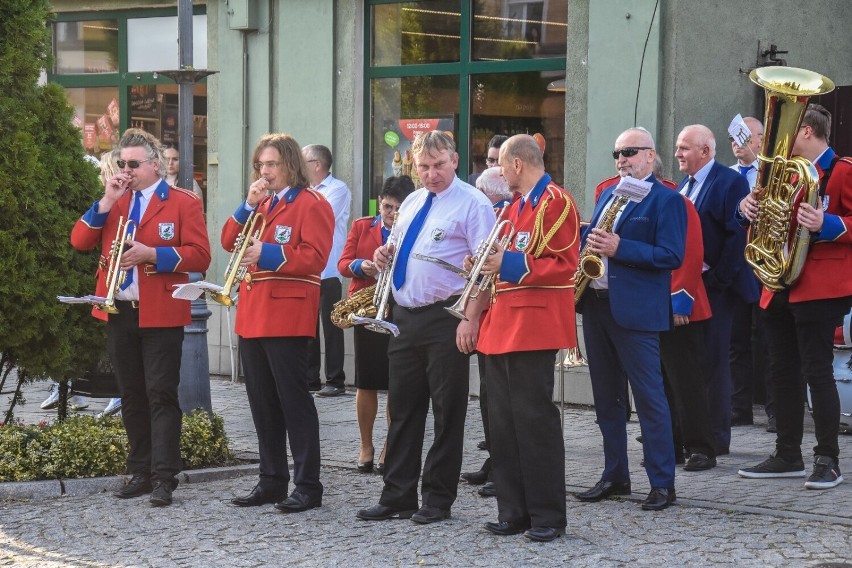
[515,231,531,251]
[275,225,292,244]
[431,228,446,242]
[158,223,175,241]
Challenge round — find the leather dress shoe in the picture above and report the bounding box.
[275,490,322,513]
[149,480,176,507]
[484,521,529,536]
[357,460,374,473]
[114,473,152,499]
[231,485,288,507]
[575,480,631,502]
[460,470,488,485]
[477,440,488,451]
[478,481,496,497]
[641,488,676,511]
[356,503,416,521]
[524,527,564,542]
[411,505,450,524]
[684,453,717,471]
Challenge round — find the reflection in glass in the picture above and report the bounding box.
[469,71,565,185]
[65,87,121,156]
[370,76,459,194]
[53,20,119,74]
[127,15,208,72]
[473,0,568,61]
[372,0,461,66]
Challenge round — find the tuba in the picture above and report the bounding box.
[209,211,266,306]
[573,195,629,305]
[97,216,137,314]
[744,66,835,291]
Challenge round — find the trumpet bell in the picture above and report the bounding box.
[209,292,235,307]
[444,300,469,321]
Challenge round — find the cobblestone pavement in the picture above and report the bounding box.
[2,378,851,566]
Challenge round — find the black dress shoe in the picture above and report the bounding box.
[478,481,496,497]
[231,485,288,507]
[357,460,374,473]
[524,527,564,542]
[766,416,777,433]
[114,473,152,499]
[684,453,717,471]
[477,440,488,451]
[641,488,676,511]
[315,385,346,397]
[356,503,416,521]
[460,470,488,485]
[575,480,631,502]
[275,490,322,513]
[375,462,385,475]
[484,521,529,536]
[149,480,176,507]
[411,505,450,524]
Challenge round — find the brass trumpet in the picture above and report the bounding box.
[97,216,137,314]
[362,213,401,335]
[210,211,267,307]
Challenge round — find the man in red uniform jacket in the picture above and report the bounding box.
[225,133,334,512]
[475,134,581,542]
[738,104,852,489]
[71,128,210,506]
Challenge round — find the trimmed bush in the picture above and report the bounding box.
[0,411,236,482]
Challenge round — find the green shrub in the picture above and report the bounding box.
[0,411,236,482]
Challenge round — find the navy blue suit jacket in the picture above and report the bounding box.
[678,160,758,302]
[578,175,687,332]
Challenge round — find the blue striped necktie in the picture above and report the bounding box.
[119,191,142,290]
[392,191,435,290]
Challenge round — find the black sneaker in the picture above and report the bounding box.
[150,480,177,506]
[804,455,844,490]
[766,416,777,433]
[315,386,345,397]
[737,453,805,478]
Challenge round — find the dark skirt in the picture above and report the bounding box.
[353,324,390,390]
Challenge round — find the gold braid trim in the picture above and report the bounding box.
[532,190,573,258]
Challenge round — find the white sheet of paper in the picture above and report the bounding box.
[728,114,752,148]
[57,295,109,305]
[171,281,225,301]
[614,176,653,202]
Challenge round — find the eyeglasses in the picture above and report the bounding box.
[380,202,401,213]
[611,147,652,160]
[254,160,282,169]
[305,159,319,164]
[485,157,497,165]
[117,158,153,169]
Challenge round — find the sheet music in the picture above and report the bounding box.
[351,316,401,337]
[727,114,752,148]
[57,295,108,305]
[614,176,653,202]
[172,281,225,301]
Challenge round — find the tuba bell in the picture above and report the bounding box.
[744,66,835,291]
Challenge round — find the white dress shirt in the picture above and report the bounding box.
[730,160,758,189]
[391,176,496,308]
[680,159,715,204]
[313,174,351,280]
[115,179,160,301]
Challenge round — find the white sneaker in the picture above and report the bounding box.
[97,398,122,418]
[69,395,89,410]
[40,383,60,410]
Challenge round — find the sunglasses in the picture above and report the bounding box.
[612,147,651,159]
[117,158,154,169]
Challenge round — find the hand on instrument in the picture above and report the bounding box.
[119,240,155,270]
[361,259,378,277]
[247,177,270,207]
[673,314,690,327]
[739,190,759,222]
[479,242,504,276]
[456,319,479,354]
[797,202,824,233]
[373,243,394,272]
[588,228,619,257]
[99,174,131,212]
[240,237,263,266]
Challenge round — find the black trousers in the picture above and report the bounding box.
[308,278,346,389]
[107,302,183,482]
[660,321,716,458]
[486,350,566,529]
[762,292,849,463]
[475,352,492,476]
[731,299,774,418]
[380,300,470,511]
[240,336,322,498]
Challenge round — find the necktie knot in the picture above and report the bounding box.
[738,165,754,177]
[268,195,280,212]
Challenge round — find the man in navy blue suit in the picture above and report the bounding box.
[575,127,686,512]
[675,125,754,455]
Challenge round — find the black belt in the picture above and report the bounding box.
[592,288,609,299]
[114,300,139,309]
[401,295,460,314]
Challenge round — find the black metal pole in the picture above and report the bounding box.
[177,0,193,191]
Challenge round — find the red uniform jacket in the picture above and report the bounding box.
[70,181,211,328]
[221,187,333,338]
[760,152,852,306]
[477,175,581,354]
[594,175,710,321]
[338,215,384,296]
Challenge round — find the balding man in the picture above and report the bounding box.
[476,134,580,540]
[575,127,686,512]
[675,125,754,456]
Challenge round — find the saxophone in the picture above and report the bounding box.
[331,284,378,328]
[573,195,629,305]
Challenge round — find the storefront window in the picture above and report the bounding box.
[127,15,208,72]
[53,20,118,74]
[473,0,568,61]
[66,87,121,157]
[371,0,461,66]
